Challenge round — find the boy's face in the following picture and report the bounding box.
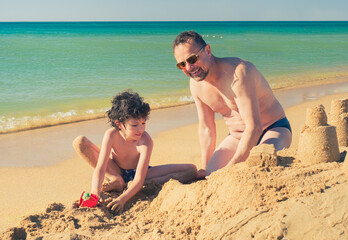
[119,117,146,141]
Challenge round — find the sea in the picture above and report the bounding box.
[1,21,347,133]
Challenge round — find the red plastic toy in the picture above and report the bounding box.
[79,191,98,208]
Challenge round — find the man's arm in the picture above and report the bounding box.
[190,83,216,176]
[227,62,263,165]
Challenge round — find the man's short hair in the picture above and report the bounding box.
[106,89,150,130]
[172,31,207,51]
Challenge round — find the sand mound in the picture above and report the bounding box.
[2,148,348,240]
[3,97,348,239]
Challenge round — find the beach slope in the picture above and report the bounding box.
[1,92,348,239]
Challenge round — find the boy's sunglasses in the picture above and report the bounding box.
[176,45,205,70]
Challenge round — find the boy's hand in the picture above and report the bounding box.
[79,191,99,208]
[106,197,124,214]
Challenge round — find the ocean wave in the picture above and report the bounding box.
[0,97,194,134]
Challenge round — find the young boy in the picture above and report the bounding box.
[73,90,197,213]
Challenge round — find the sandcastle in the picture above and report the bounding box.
[297,105,340,164]
[341,149,348,175]
[329,99,348,147]
[246,143,278,167]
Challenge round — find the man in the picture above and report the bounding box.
[173,31,292,179]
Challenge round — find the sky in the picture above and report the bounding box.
[0,0,347,22]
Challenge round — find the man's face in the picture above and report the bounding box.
[174,42,209,82]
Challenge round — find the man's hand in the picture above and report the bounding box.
[106,197,125,214]
[196,169,206,180]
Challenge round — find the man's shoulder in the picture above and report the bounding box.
[233,59,258,77]
[218,57,254,71]
[219,56,247,63]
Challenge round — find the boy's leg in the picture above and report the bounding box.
[145,164,197,184]
[72,135,99,167]
[72,135,125,192]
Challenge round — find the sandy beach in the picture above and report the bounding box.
[1,83,348,239]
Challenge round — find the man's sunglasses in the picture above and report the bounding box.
[176,45,206,70]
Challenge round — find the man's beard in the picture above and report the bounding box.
[190,67,209,82]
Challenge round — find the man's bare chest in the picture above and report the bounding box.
[200,87,238,116]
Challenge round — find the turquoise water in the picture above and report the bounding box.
[0,21,348,133]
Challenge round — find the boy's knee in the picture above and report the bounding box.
[72,135,87,150]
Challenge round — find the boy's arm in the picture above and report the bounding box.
[91,129,114,196]
[107,132,153,213]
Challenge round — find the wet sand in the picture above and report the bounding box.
[0,81,347,167]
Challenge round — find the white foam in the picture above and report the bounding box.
[179,95,193,102]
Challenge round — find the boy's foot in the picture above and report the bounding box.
[101,178,125,192]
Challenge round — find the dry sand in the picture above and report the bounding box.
[1,91,348,240]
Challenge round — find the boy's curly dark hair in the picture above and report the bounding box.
[106,90,150,130]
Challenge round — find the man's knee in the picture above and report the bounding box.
[261,128,292,150]
[206,147,235,175]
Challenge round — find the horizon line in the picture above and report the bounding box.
[1,20,348,23]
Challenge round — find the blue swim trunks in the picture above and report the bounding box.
[120,166,152,183]
[257,117,292,144]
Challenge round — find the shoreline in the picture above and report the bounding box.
[0,81,347,167]
[1,76,347,135]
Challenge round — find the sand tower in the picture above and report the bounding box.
[341,151,348,176]
[246,144,278,167]
[297,105,340,164]
[329,99,348,147]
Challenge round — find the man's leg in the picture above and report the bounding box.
[145,164,197,184]
[205,127,291,176]
[258,127,292,151]
[206,135,239,176]
[72,135,125,192]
